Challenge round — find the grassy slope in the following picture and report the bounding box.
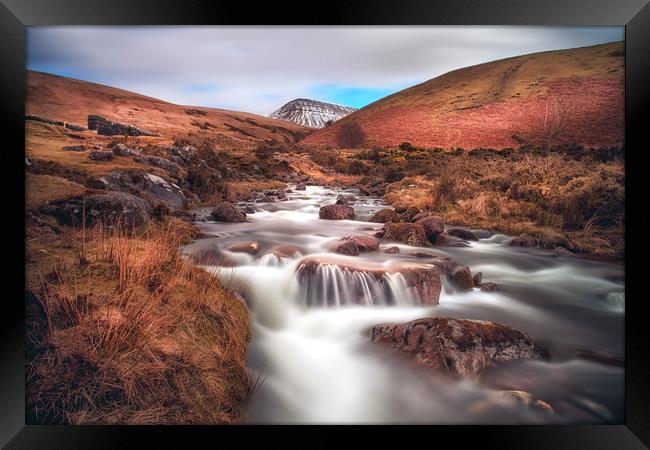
[27,70,311,150]
[303,42,624,149]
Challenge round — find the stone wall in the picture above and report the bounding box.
[87,115,159,137]
[25,114,87,131]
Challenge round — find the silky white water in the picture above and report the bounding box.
[183,185,624,424]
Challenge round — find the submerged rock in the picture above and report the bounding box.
[332,239,360,256]
[447,228,479,241]
[295,183,307,190]
[383,246,400,254]
[296,256,443,306]
[510,233,538,247]
[319,204,355,220]
[336,194,356,205]
[228,241,260,255]
[341,235,380,252]
[370,317,544,376]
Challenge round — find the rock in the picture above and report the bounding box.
[479,282,499,292]
[295,183,307,190]
[368,208,400,223]
[319,204,355,220]
[271,245,301,259]
[336,194,356,205]
[394,206,407,214]
[427,255,459,276]
[171,210,196,222]
[296,256,443,306]
[99,171,186,210]
[432,233,471,248]
[341,235,380,252]
[332,240,360,256]
[41,191,149,228]
[242,206,256,214]
[382,223,431,247]
[415,216,445,241]
[447,228,479,241]
[210,202,246,223]
[228,241,260,255]
[370,317,544,376]
[88,150,114,161]
[112,143,131,156]
[498,391,554,413]
[399,206,421,222]
[555,246,575,257]
[169,145,197,162]
[510,233,538,247]
[63,145,86,152]
[143,155,183,178]
[383,246,400,254]
[450,266,474,290]
[473,272,483,286]
[260,195,277,203]
[538,230,574,250]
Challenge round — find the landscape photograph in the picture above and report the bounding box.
[24,26,625,424]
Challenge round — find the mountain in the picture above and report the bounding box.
[269,98,357,129]
[26,70,310,149]
[302,42,624,149]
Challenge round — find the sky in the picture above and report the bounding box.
[27,26,623,116]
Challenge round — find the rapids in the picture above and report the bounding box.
[182,185,624,424]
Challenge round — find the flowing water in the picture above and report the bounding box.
[182,185,624,424]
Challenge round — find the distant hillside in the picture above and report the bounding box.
[26,70,310,149]
[302,42,624,149]
[269,98,357,128]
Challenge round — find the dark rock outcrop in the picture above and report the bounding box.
[210,202,246,223]
[97,171,186,210]
[319,204,355,220]
[88,150,115,161]
[88,115,159,137]
[370,317,544,376]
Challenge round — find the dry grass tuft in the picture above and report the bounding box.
[26,219,252,424]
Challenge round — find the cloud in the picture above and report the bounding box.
[27,26,623,115]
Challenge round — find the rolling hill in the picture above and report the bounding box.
[26,70,311,149]
[302,42,625,150]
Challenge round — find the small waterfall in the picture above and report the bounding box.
[296,262,420,307]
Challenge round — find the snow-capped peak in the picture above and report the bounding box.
[268,98,357,128]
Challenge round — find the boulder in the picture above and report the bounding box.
[399,206,421,222]
[98,171,186,210]
[538,230,573,250]
[143,155,183,178]
[112,143,131,156]
[341,235,380,252]
[242,206,256,214]
[368,208,400,223]
[447,228,479,241]
[450,266,475,290]
[336,194,356,205]
[370,317,544,376]
[510,233,538,247]
[295,183,307,190]
[479,282,500,292]
[319,204,355,220]
[332,240,360,256]
[296,257,443,306]
[473,272,483,286]
[427,255,459,276]
[88,150,114,161]
[227,241,260,255]
[415,216,445,241]
[210,202,247,223]
[41,191,149,228]
[382,223,431,247]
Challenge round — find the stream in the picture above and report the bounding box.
[182,185,624,424]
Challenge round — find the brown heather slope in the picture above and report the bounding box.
[303,42,624,149]
[27,70,311,150]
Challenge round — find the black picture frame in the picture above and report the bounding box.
[2,0,648,447]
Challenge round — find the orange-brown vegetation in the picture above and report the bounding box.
[303,42,624,149]
[25,219,252,424]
